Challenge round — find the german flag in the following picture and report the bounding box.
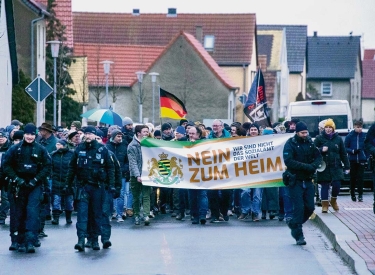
[159,88,187,119]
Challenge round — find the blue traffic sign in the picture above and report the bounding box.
[25,76,53,102]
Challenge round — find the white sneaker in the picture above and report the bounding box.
[148,211,155,218]
[116,215,124,222]
[227,210,233,216]
[144,216,150,226]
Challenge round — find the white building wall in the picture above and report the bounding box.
[0,1,13,126]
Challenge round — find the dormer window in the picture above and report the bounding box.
[204,35,215,52]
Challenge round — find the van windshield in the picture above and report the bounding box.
[291,115,348,137]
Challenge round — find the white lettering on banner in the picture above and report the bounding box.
[141,134,294,189]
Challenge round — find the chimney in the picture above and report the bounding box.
[196,26,203,43]
[167,8,177,17]
[132,9,140,16]
[313,31,318,37]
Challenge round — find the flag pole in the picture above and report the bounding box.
[158,85,162,126]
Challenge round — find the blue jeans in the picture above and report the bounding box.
[51,194,74,211]
[124,180,133,209]
[240,188,263,215]
[320,180,341,200]
[279,187,293,220]
[0,187,9,220]
[189,189,208,220]
[288,180,315,240]
[9,185,42,244]
[114,178,126,217]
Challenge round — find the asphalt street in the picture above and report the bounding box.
[0,212,354,275]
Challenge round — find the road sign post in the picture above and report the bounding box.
[25,74,53,126]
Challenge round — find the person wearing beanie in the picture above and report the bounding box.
[70,121,82,131]
[2,122,52,252]
[0,129,11,225]
[314,118,350,213]
[106,127,131,225]
[174,126,187,141]
[179,119,188,127]
[50,138,74,226]
[12,130,24,144]
[295,121,308,133]
[153,130,162,139]
[121,117,134,144]
[345,120,367,202]
[161,123,174,141]
[65,121,116,251]
[283,120,322,245]
[262,127,274,135]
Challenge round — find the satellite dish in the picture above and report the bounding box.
[316,161,326,172]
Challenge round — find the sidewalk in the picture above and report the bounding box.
[313,192,375,275]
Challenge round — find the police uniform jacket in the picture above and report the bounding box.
[3,140,51,185]
[314,131,350,182]
[65,140,115,188]
[283,134,322,181]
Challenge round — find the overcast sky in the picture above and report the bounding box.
[72,0,375,51]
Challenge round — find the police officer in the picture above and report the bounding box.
[283,121,322,245]
[65,126,115,251]
[3,123,51,253]
[0,129,12,225]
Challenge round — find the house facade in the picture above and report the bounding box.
[307,33,362,121]
[258,25,307,115]
[362,49,375,125]
[0,0,13,126]
[257,29,289,123]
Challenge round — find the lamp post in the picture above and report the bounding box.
[136,71,146,123]
[47,40,61,126]
[100,60,114,109]
[149,72,159,125]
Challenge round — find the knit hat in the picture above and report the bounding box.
[324,119,336,130]
[11,119,23,126]
[248,123,260,131]
[24,123,37,135]
[262,127,274,135]
[154,130,161,137]
[13,130,24,140]
[0,129,7,138]
[318,119,328,129]
[175,126,186,135]
[68,130,78,140]
[111,129,123,139]
[84,126,96,135]
[161,123,171,132]
[295,121,308,133]
[96,129,104,138]
[71,121,81,129]
[5,125,15,135]
[56,139,67,147]
[179,119,188,126]
[122,117,134,126]
[107,125,121,136]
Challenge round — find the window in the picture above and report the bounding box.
[321,82,332,96]
[204,35,215,52]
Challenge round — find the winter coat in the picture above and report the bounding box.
[344,130,367,163]
[208,129,231,139]
[127,136,143,178]
[51,147,74,195]
[365,123,375,157]
[106,139,129,178]
[38,134,58,154]
[283,135,322,181]
[314,131,350,182]
[0,140,11,190]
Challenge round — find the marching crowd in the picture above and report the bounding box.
[0,115,375,252]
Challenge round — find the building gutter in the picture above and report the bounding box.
[31,14,45,79]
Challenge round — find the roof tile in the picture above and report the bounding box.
[362,59,375,99]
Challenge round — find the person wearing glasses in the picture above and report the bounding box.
[207,120,231,223]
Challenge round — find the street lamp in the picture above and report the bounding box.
[100,60,114,109]
[149,72,159,125]
[47,40,61,126]
[136,71,146,123]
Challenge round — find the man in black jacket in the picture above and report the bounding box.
[0,130,11,225]
[65,126,115,251]
[283,121,322,245]
[3,123,51,253]
[364,122,375,212]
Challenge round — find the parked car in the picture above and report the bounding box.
[338,129,373,191]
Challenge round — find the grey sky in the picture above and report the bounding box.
[72,0,375,52]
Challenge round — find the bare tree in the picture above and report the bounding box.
[91,45,105,105]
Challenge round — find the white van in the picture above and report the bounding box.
[285,100,353,137]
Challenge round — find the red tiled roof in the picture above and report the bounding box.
[362,59,375,99]
[73,12,256,65]
[73,43,164,87]
[364,49,375,60]
[36,0,73,48]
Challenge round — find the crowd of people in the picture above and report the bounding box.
[0,115,374,252]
